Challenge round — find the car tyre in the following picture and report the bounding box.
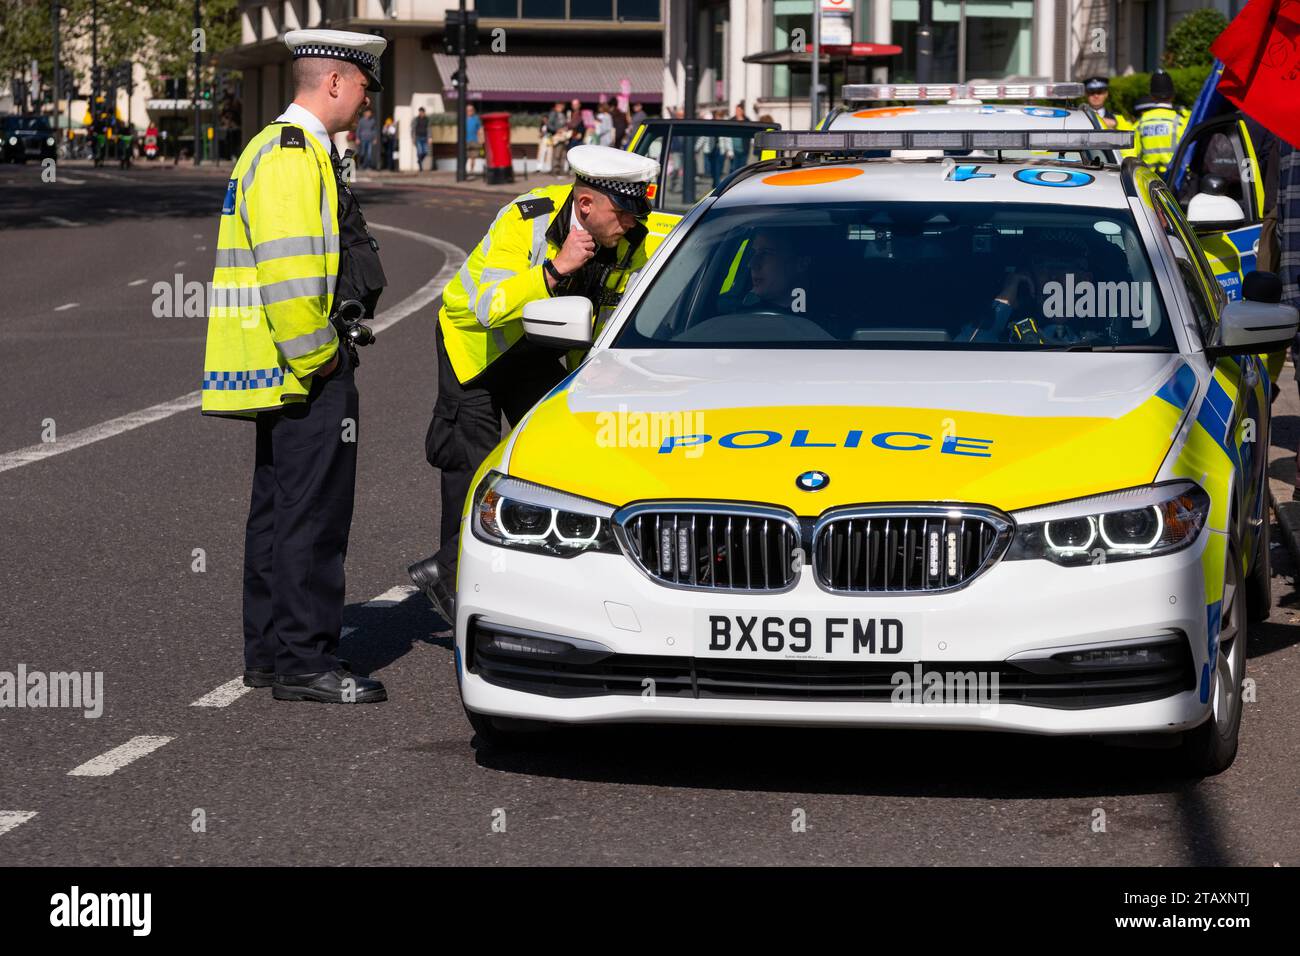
[1244,516,1272,624]
[1179,541,1247,776]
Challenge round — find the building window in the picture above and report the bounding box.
[571,0,614,17]
[521,0,565,17]
[771,0,812,100]
[476,0,660,18]
[891,0,1033,82]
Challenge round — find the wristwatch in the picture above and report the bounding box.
[542,257,563,295]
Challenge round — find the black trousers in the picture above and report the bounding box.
[243,347,358,676]
[426,323,567,574]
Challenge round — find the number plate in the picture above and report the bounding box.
[695,612,920,662]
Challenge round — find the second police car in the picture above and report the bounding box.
[453,119,1297,776]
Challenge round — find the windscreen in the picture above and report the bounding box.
[615,201,1175,352]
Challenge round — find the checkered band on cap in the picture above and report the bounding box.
[578,176,649,197]
[292,44,379,70]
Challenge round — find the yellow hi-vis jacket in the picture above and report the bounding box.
[1130,104,1190,173]
[201,121,340,417]
[437,183,652,385]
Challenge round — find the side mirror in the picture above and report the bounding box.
[1206,298,1299,359]
[1186,191,1245,232]
[522,295,594,349]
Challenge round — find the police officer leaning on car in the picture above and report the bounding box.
[201,29,389,704]
[408,145,660,623]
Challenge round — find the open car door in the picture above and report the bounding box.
[626,119,780,253]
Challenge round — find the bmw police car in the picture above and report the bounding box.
[453,125,1297,775]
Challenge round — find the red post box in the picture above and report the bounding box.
[482,111,514,185]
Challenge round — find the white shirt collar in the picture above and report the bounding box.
[276,103,332,155]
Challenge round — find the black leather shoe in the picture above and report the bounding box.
[408,557,456,624]
[243,667,275,688]
[272,669,387,704]
[245,659,350,688]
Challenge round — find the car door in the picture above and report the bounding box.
[1150,181,1268,568]
[1168,114,1287,386]
[627,119,779,252]
[1167,113,1264,303]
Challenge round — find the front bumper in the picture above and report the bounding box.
[454,525,1215,735]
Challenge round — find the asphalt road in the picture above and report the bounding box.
[1,159,1298,866]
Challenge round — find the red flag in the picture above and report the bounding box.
[1211,0,1300,147]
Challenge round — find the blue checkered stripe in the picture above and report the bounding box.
[203,368,285,391]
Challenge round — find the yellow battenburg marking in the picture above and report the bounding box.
[507,396,1186,513]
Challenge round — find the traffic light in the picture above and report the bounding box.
[443,9,479,56]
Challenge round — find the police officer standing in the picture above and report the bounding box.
[1131,70,1191,174]
[408,145,660,622]
[202,29,389,704]
[1080,76,1133,133]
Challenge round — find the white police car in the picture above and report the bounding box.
[451,125,1297,776]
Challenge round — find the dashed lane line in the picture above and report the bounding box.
[53,303,79,312]
[0,811,38,836]
[68,736,174,777]
[0,225,464,475]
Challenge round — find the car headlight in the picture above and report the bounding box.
[46,137,55,146]
[472,471,620,558]
[1005,481,1210,566]
[7,137,16,146]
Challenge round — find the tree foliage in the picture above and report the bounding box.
[0,0,240,99]
[1165,9,1229,69]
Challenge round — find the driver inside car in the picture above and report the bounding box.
[728,228,816,313]
[961,236,1094,345]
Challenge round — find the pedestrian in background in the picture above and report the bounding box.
[382,115,397,170]
[611,104,628,149]
[356,107,378,169]
[203,29,390,703]
[465,103,483,176]
[413,106,429,170]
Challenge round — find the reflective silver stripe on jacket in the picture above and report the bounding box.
[278,324,337,359]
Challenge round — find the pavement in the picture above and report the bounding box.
[2,160,1300,866]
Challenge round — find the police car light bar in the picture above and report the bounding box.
[755,129,1133,153]
[842,82,1085,103]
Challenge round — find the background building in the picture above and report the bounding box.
[663,0,1243,129]
[221,0,664,170]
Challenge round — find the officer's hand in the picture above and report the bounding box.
[554,227,596,275]
[317,351,340,379]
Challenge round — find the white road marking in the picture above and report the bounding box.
[0,811,38,836]
[0,225,462,475]
[53,303,79,312]
[173,260,186,267]
[42,216,84,227]
[189,589,410,708]
[60,177,86,185]
[190,678,251,708]
[365,224,461,334]
[192,233,203,239]
[362,584,418,607]
[195,245,207,251]
[127,278,147,286]
[68,736,173,777]
[0,391,200,473]
[77,169,132,182]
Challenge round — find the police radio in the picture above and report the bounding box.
[333,298,376,348]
